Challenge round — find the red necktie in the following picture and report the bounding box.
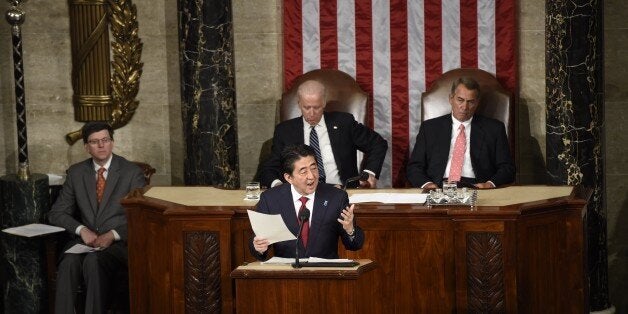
[298,196,309,248]
[96,167,106,203]
[448,125,466,182]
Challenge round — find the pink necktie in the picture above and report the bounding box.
[298,196,309,248]
[96,167,106,203]
[448,125,466,182]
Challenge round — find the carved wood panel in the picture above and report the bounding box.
[466,232,505,313]
[184,231,221,313]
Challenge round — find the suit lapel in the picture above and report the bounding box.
[436,116,453,175]
[81,161,98,221]
[323,113,342,171]
[278,185,300,235]
[308,187,329,249]
[470,117,485,167]
[292,118,305,144]
[98,155,120,216]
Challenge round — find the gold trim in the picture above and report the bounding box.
[66,0,143,144]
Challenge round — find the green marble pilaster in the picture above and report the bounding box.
[179,0,240,188]
[0,174,50,313]
[545,0,606,310]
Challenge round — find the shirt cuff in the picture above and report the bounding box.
[111,229,121,241]
[75,225,85,236]
[363,169,376,177]
[271,179,283,188]
[420,182,434,189]
[487,181,496,188]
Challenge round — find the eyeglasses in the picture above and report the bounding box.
[87,137,112,145]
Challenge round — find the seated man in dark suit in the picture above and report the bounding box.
[250,144,364,260]
[407,77,515,189]
[260,80,387,189]
[48,122,145,314]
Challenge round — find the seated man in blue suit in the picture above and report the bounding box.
[407,77,515,189]
[48,121,145,314]
[250,144,364,260]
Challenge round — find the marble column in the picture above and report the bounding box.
[0,174,50,313]
[179,0,239,188]
[545,0,607,310]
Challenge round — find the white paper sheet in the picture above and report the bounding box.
[247,210,297,244]
[2,223,65,237]
[64,244,103,254]
[349,193,428,204]
[261,256,307,265]
[308,257,354,263]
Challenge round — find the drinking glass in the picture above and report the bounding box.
[245,182,261,200]
[443,181,457,198]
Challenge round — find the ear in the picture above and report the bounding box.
[283,172,294,185]
[84,143,89,153]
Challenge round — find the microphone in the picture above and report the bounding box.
[343,171,370,190]
[292,208,310,268]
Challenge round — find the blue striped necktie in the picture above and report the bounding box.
[309,126,326,183]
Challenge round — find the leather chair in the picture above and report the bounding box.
[421,68,515,157]
[281,69,368,124]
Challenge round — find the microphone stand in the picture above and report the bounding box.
[292,210,310,268]
[343,171,370,191]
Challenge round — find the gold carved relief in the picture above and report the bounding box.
[65,0,143,144]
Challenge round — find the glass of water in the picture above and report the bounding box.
[245,182,261,200]
[442,181,457,198]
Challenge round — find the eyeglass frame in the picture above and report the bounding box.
[86,137,113,146]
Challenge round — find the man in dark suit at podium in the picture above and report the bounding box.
[406,77,515,189]
[48,122,145,314]
[250,144,364,260]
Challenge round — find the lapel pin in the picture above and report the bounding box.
[333,126,338,129]
[324,200,328,206]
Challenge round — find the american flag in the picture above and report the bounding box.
[283,0,517,187]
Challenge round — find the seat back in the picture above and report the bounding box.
[281,69,368,124]
[132,161,156,185]
[421,68,514,155]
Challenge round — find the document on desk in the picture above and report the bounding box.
[247,210,297,244]
[349,193,428,204]
[65,244,103,254]
[2,223,65,237]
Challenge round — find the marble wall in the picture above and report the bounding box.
[604,0,628,311]
[0,0,625,311]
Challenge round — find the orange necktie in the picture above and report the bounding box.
[96,167,106,203]
[448,125,466,182]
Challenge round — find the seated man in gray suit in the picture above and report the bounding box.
[49,121,145,314]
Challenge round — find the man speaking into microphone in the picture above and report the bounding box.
[250,144,364,260]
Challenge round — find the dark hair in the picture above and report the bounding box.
[281,144,316,175]
[82,121,114,143]
[450,77,481,96]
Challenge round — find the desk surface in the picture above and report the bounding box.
[144,185,574,208]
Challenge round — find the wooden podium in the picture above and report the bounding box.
[230,260,380,313]
[122,186,589,313]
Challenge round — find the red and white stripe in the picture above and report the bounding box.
[283,0,517,187]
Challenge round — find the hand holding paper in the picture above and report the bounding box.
[247,210,296,244]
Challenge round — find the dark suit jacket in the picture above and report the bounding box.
[260,111,387,188]
[406,114,515,188]
[249,183,364,260]
[48,154,145,244]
